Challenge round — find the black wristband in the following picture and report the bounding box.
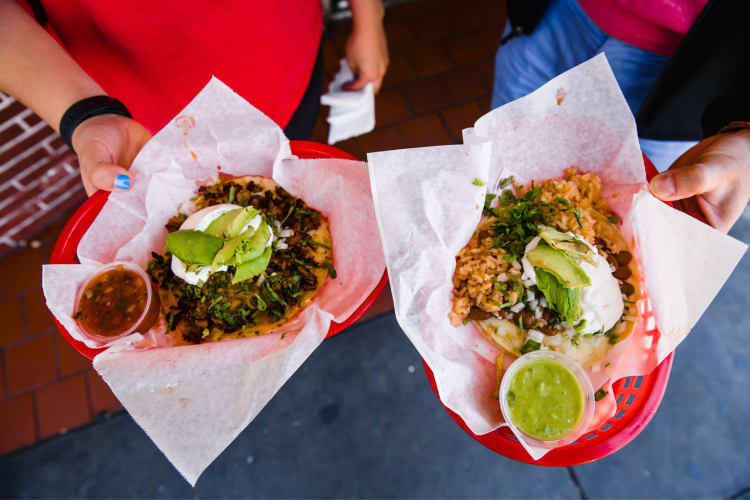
[59,96,132,153]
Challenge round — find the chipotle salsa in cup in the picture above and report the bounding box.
[74,262,160,343]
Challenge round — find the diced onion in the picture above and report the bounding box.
[527,290,536,301]
[279,229,294,238]
[511,260,522,271]
[540,297,548,308]
[497,273,508,282]
[544,334,563,346]
[528,300,538,310]
[276,241,289,249]
[526,329,545,343]
[510,302,525,313]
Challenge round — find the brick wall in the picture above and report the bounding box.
[0,92,85,257]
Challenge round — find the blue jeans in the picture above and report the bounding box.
[491,0,695,172]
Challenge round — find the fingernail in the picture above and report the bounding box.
[650,173,674,197]
[114,174,130,190]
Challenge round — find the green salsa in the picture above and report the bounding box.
[506,359,584,440]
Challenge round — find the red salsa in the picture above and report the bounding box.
[75,266,149,337]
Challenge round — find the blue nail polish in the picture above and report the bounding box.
[114,174,130,190]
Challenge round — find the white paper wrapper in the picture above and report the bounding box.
[368,55,747,459]
[42,78,385,484]
[321,59,375,145]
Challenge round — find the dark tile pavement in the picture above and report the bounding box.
[1,214,749,498]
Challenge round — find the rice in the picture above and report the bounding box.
[450,168,616,326]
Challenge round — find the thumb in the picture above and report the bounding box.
[649,162,725,201]
[342,74,369,91]
[79,148,131,193]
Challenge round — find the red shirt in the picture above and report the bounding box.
[37,0,322,132]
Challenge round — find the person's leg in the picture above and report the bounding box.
[491,0,607,109]
[595,39,696,171]
[283,39,324,140]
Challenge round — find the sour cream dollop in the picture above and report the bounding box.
[521,234,623,334]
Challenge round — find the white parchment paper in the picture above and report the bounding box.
[368,55,747,457]
[42,78,385,484]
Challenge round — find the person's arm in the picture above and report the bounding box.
[343,0,389,94]
[649,127,750,233]
[0,0,149,194]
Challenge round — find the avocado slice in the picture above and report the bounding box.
[203,209,241,237]
[534,267,582,324]
[227,207,260,239]
[234,222,271,265]
[538,226,597,265]
[526,244,591,288]
[231,247,272,284]
[165,230,224,265]
[210,228,252,270]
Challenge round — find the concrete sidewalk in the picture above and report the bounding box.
[1,209,749,498]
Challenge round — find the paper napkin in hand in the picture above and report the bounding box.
[321,59,375,145]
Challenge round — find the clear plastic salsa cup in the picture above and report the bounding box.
[499,350,595,449]
[73,261,160,344]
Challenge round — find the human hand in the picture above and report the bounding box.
[71,114,152,196]
[649,129,750,233]
[343,1,389,94]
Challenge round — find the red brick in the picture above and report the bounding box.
[359,126,406,154]
[0,393,36,454]
[0,126,55,167]
[399,114,453,148]
[0,297,24,347]
[0,148,48,186]
[0,246,45,297]
[479,26,505,54]
[36,374,91,438]
[24,289,56,335]
[21,112,43,128]
[0,100,25,124]
[4,334,57,393]
[440,66,488,104]
[55,334,90,377]
[479,0,509,24]
[476,95,492,113]
[19,154,72,188]
[38,173,83,208]
[477,57,496,89]
[408,11,454,42]
[381,53,416,89]
[384,18,417,47]
[0,208,35,243]
[334,137,365,161]
[402,75,452,114]
[375,88,412,126]
[404,41,453,77]
[87,369,121,415]
[0,124,24,145]
[47,136,66,153]
[445,34,491,67]
[441,102,485,142]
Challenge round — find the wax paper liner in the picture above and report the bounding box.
[367,55,746,460]
[42,78,385,484]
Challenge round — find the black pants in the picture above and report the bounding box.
[283,40,323,140]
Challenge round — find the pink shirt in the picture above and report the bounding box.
[579,0,708,56]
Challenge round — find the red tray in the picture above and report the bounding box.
[423,154,674,466]
[50,140,388,360]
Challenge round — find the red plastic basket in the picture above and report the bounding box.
[423,154,674,466]
[49,140,388,360]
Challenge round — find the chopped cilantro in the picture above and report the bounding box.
[490,300,512,309]
[498,176,514,189]
[574,208,583,228]
[555,197,571,209]
[322,261,337,279]
[255,294,267,311]
[605,323,619,344]
[607,215,619,223]
[462,318,470,325]
[305,239,331,250]
[595,389,608,401]
[472,178,486,186]
[228,185,236,204]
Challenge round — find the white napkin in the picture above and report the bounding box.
[321,59,375,144]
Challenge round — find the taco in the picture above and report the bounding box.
[148,176,334,344]
[450,168,640,369]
